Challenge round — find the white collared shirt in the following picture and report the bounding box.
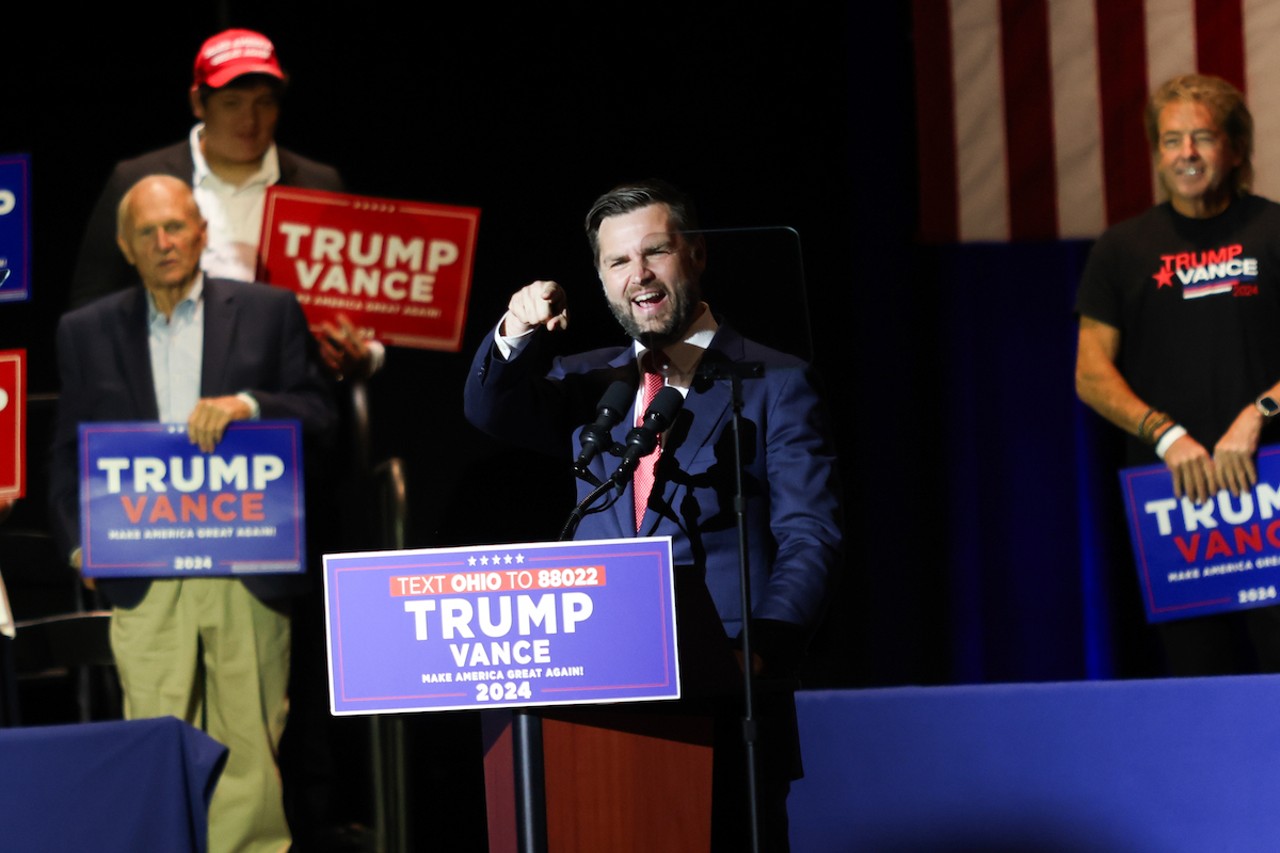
[189,123,281,283]
[633,303,719,403]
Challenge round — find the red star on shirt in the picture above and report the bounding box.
[1152,265,1174,288]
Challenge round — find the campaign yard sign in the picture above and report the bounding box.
[257,187,479,352]
[0,350,24,500]
[324,537,679,715]
[79,421,305,577]
[0,154,30,303]
[1121,445,1280,622]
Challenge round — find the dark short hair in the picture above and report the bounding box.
[584,179,700,262]
[1145,73,1253,194]
[195,72,287,106]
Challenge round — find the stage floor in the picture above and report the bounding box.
[791,676,1280,851]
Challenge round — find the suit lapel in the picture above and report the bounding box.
[169,143,196,183]
[579,327,750,536]
[277,149,298,185]
[200,279,238,396]
[637,326,744,536]
[116,288,160,419]
[583,352,641,537]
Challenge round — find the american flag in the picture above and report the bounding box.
[914,0,1280,242]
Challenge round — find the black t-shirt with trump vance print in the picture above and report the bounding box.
[1076,193,1280,465]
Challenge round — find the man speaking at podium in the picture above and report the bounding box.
[464,179,844,850]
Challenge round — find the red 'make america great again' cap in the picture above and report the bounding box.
[192,29,285,89]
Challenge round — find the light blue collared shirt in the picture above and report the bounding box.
[148,276,205,422]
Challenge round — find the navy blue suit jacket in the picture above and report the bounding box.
[49,277,338,608]
[463,321,844,674]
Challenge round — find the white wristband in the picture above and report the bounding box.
[236,392,261,420]
[1155,425,1188,460]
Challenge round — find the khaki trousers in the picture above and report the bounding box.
[111,578,291,853]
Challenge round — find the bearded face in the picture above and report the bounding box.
[596,204,705,348]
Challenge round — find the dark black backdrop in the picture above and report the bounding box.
[5,2,893,684]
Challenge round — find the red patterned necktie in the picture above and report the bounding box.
[633,360,665,531]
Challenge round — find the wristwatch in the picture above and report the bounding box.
[1257,394,1280,419]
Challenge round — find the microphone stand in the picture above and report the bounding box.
[699,358,765,853]
[560,476,618,541]
[510,706,547,853]
[513,450,622,853]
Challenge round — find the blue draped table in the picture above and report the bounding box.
[791,676,1280,851]
[0,716,227,852]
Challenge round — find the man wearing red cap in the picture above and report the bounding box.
[69,28,378,379]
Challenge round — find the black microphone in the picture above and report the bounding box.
[574,380,634,479]
[610,386,685,484]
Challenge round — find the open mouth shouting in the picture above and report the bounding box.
[631,289,668,313]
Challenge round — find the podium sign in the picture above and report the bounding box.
[324,537,679,715]
[257,187,479,352]
[80,421,306,577]
[1121,444,1280,622]
[0,350,23,500]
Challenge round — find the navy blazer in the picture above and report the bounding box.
[49,278,338,608]
[69,140,345,308]
[463,321,844,672]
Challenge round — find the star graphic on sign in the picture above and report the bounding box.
[479,555,490,566]
[467,556,477,567]
[503,554,514,565]
[515,554,525,564]
[1152,265,1175,288]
